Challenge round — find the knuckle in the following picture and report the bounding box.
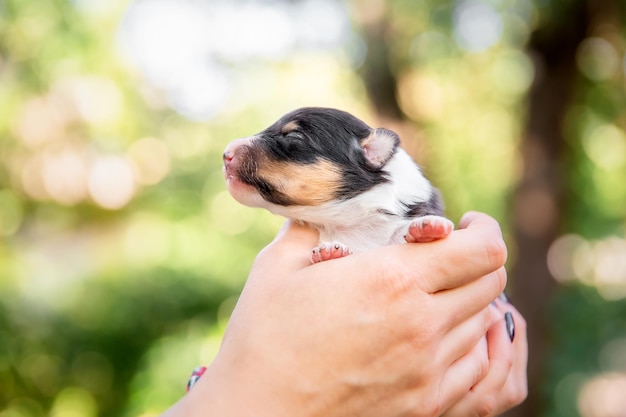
[402,392,441,417]
[482,308,496,333]
[476,268,507,306]
[475,349,490,384]
[496,267,508,291]
[484,236,508,270]
[475,395,497,417]
[487,267,508,299]
[405,386,442,417]
[502,353,515,371]
[419,398,442,417]
[510,383,529,406]
[499,382,528,411]
[407,327,432,351]
[518,384,529,403]
[465,341,490,388]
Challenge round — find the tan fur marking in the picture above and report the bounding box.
[280,121,300,134]
[259,159,342,206]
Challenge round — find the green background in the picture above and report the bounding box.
[1,1,625,416]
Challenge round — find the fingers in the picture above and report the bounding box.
[441,316,513,417]
[437,336,490,413]
[435,212,507,292]
[253,211,505,298]
[435,266,507,329]
[441,299,528,417]
[458,211,497,230]
[437,307,496,368]
[367,212,506,297]
[499,301,529,406]
[476,313,516,404]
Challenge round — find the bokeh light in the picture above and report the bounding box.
[87,156,136,210]
[547,234,594,284]
[20,353,62,397]
[453,0,503,52]
[123,213,171,267]
[50,387,97,417]
[71,351,114,396]
[127,137,171,186]
[599,337,626,373]
[548,234,626,300]
[577,37,620,82]
[582,123,626,170]
[41,147,89,205]
[56,76,124,126]
[14,96,66,148]
[578,373,626,417]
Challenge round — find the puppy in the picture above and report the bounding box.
[222,107,453,263]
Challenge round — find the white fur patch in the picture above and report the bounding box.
[266,149,434,253]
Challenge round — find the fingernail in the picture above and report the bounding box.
[498,292,510,304]
[504,312,515,342]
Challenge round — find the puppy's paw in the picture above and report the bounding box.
[404,215,454,243]
[311,242,352,263]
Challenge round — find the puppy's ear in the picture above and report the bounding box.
[361,128,400,168]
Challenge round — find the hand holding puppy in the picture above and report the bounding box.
[161,212,527,417]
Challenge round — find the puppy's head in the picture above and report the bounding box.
[223,107,400,210]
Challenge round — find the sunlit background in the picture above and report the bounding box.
[1,0,625,416]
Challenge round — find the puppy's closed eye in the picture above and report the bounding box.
[284,131,304,140]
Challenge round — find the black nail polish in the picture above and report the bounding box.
[498,292,510,304]
[504,312,515,342]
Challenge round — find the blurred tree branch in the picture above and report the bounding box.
[357,2,404,121]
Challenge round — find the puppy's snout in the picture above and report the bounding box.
[223,143,238,164]
[223,149,234,163]
[223,137,251,165]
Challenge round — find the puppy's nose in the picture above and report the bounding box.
[223,137,253,165]
[223,149,234,163]
[223,145,238,167]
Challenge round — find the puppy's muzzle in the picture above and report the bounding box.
[223,137,255,177]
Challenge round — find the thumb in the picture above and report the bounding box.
[248,220,319,284]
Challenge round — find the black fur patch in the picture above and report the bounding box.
[403,188,445,218]
[252,107,397,203]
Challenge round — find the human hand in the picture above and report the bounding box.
[443,293,528,417]
[441,213,528,417]
[162,211,508,417]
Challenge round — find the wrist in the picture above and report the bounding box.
[172,357,298,417]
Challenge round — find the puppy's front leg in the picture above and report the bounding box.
[311,242,353,264]
[404,215,454,243]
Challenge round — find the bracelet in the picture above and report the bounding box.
[186,366,207,392]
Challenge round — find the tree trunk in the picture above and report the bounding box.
[505,1,589,416]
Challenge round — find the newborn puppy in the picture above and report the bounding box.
[222,107,453,263]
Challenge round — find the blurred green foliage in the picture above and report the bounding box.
[1,0,625,416]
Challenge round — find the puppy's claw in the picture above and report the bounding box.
[405,215,454,243]
[311,242,352,263]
